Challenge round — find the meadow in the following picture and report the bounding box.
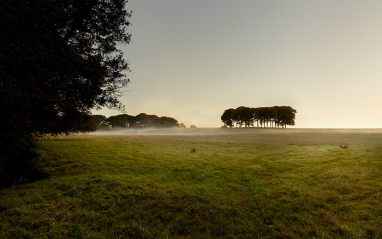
[1,128,382,238]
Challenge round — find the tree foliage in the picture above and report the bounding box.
[90,113,180,130]
[221,106,297,128]
[0,0,131,185]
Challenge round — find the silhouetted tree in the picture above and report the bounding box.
[221,108,235,128]
[221,106,297,128]
[160,116,179,127]
[232,107,245,127]
[256,107,268,128]
[68,114,108,132]
[146,115,161,127]
[0,0,131,185]
[107,114,135,128]
[89,115,108,131]
[241,107,255,127]
[104,113,180,129]
[264,107,277,128]
[134,113,149,127]
[63,113,97,132]
[276,106,297,128]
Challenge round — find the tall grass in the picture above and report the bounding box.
[1,129,382,238]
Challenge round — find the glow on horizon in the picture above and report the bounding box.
[93,1,382,128]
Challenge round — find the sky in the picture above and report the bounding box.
[92,1,382,128]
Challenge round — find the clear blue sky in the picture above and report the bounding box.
[93,0,382,128]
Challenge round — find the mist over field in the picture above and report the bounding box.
[91,127,230,136]
[90,127,382,137]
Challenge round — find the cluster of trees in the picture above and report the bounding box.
[1,0,131,185]
[78,113,180,131]
[221,106,297,128]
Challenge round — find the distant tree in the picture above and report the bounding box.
[221,108,234,127]
[190,125,197,128]
[256,107,267,127]
[231,107,246,127]
[69,115,108,132]
[241,107,255,127]
[274,106,282,128]
[102,113,180,129]
[146,115,161,127]
[264,107,277,128]
[276,106,297,128]
[229,106,255,127]
[221,106,297,128]
[160,117,179,127]
[89,115,108,131]
[179,123,186,128]
[135,113,149,127]
[107,114,135,128]
[66,114,107,132]
[98,121,111,131]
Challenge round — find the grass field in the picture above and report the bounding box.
[1,128,382,238]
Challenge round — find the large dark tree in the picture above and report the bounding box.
[0,0,131,184]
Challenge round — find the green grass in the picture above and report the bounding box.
[1,129,382,238]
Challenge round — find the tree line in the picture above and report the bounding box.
[72,113,180,132]
[221,106,297,128]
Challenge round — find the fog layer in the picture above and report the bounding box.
[90,127,232,136]
[90,128,382,137]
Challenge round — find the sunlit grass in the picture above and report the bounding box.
[1,129,382,238]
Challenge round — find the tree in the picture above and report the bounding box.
[276,106,297,128]
[102,113,180,129]
[88,115,108,131]
[231,107,243,127]
[264,107,277,128]
[221,108,234,127]
[107,114,135,128]
[256,107,267,127]
[221,106,297,128]
[134,113,149,127]
[0,0,131,184]
[146,115,161,127]
[64,114,108,132]
[88,115,109,130]
[241,107,255,127]
[160,116,179,128]
[179,123,186,128]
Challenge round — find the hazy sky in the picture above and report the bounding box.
[93,1,382,128]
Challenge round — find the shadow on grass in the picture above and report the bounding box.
[0,153,49,189]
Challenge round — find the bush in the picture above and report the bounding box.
[0,135,47,188]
